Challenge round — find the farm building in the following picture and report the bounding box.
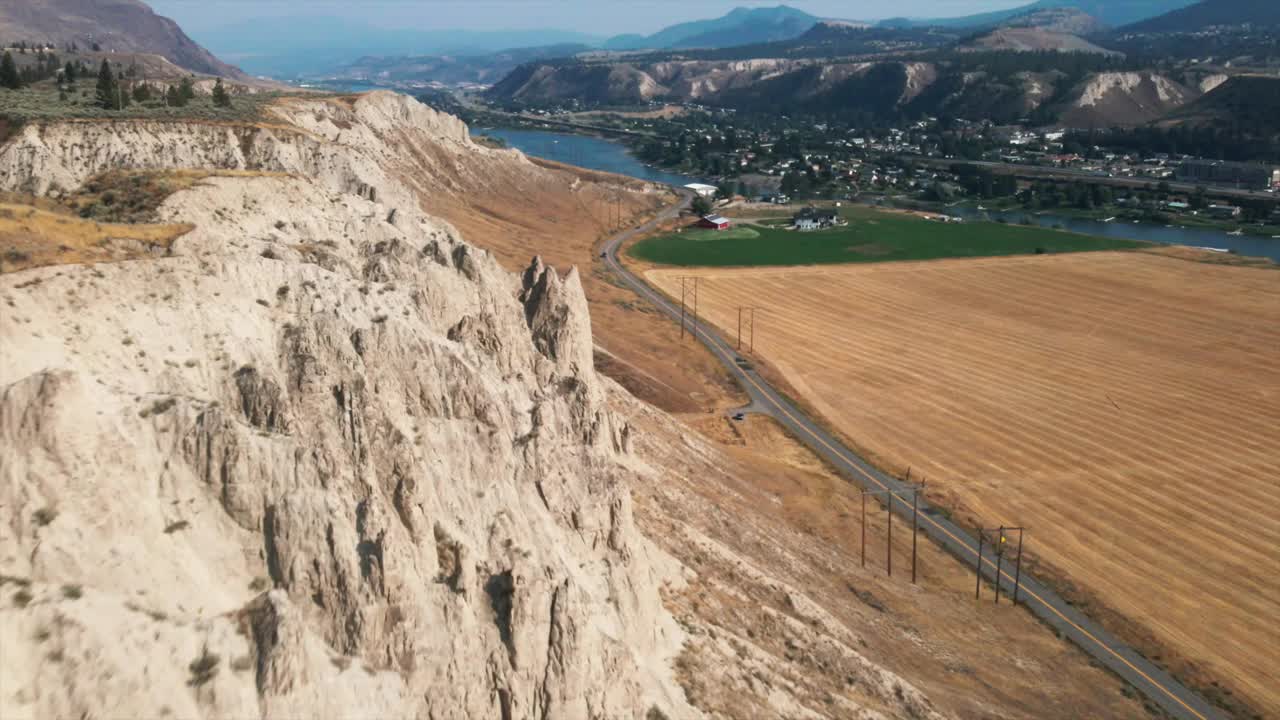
[699,215,732,230]
[792,207,842,231]
[684,183,720,198]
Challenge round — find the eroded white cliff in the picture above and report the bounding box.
[0,93,689,720]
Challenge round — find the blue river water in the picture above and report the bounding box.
[478,127,1279,262]
[943,206,1280,262]
[475,128,702,188]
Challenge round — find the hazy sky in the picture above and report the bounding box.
[149,0,1031,35]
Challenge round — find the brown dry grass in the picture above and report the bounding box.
[418,156,746,414]
[388,143,1173,716]
[0,202,191,274]
[646,252,1280,718]
[0,169,297,274]
[634,406,1152,719]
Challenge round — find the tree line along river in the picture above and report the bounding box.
[478,127,1280,263]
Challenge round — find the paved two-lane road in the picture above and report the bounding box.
[599,190,1225,720]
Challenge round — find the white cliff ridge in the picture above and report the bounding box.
[0,91,956,720]
[0,93,690,719]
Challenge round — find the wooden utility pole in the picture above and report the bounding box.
[886,492,893,577]
[994,526,1005,605]
[860,492,867,568]
[911,488,919,585]
[1013,530,1025,603]
[678,277,700,340]
[737,307,743,350]
[679,278,686,340]
[691,278,700,337]
[975,531,984,600]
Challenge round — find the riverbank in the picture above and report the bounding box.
[473,128,704,189]
[947,197,1280,237]
[630,205,1144,267]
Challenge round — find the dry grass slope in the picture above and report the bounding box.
[647,251,1280,718]
[0,202,190,274]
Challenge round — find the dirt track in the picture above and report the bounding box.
[647,251,1280,716]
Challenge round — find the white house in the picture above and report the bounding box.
[684,183,719,198]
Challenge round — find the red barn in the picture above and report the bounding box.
[699,214,731,230]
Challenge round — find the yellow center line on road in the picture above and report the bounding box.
[677,314,1212,720]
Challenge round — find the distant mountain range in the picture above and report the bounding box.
[881,0,1199,31]
[486,0,1280,130]
[189,17,603,78]
[335,44,594,88]
[1120,0,1280,33]
[602,6,847,51]
[0,0,245,78]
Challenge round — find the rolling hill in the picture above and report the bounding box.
[191,17,602,78]
[602,6,832,51]
[0,0,245,78]
[333,44,592,87]
[961,8,1114,54]
[883,0,1198,30]
[488,50,1196,128]
[1165,74,1280,136]
[1121,0,1280,33]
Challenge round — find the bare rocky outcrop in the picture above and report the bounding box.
[0,94,688,719]
[1061,71,1199,126]
[0,91,950,719]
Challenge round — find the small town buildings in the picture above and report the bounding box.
[699,214,732,230]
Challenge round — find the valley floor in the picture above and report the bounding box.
[430,159,1161,718]
[644,250,1280,718]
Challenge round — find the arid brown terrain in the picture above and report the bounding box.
[647,250,1280,717]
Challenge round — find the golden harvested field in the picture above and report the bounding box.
[646,251,1280,716]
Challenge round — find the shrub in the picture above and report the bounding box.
[188,648,221,687]
[32,506,57,526]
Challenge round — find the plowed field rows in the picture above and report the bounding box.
[646,252,1280,714]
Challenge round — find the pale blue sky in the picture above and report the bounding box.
[149,0,1031,34]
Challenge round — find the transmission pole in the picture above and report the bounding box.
[1013,530,1025,603]
[975,531,984,600]
[679,278,686,340]
[886,492,893,577]
[994,526,1005,605]
[678,277,700,340]
[860,491,867,568]
[911,488,919,585]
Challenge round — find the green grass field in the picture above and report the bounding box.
[630,206,1146,267]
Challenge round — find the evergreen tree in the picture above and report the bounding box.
[211,78,232,108]
[95,59,120,109]
[178,76,196,102]
[165,84,186,108]
[0,51,20,90]
[64,60,77,84]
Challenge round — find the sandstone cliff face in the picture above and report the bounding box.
[0,93,689,719]
[1061,71,1199,126]
[0,92,953,720]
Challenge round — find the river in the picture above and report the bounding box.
[942,206,1280,262]
[478,127,1279,262]
[474,128,702,189]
